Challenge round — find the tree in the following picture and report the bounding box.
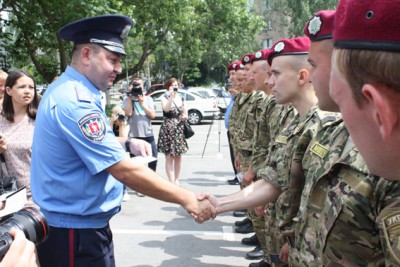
[271,0,338,36]
[1,0,263,85]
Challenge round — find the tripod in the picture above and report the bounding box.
[201,109,223,158]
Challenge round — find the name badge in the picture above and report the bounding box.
[310,142,329,158]
[275,135,288,144]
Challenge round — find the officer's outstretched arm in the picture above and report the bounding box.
[107,159,216,221]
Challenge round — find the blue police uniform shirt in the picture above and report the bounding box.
[224,95,235,129]
[31,66,128,229]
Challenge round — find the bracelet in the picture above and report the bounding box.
[125,138,131,152]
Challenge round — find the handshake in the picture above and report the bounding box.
[186,179,277,224]
[187,193,220,224]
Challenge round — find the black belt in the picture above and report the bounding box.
[163,112,180,119]
[240,150,252,157]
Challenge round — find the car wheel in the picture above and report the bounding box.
[188,110,201,125]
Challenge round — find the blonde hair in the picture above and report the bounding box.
[0,69,8,82]
[111,106,125,116]
[334,48,400,105]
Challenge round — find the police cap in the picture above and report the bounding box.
[58,14,134,55]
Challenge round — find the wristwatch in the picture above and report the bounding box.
[125,138,131,152]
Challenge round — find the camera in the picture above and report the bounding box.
[0,207,49,260]
[173,86,178,92]
[127,82,143,97]
[117,114,125,121]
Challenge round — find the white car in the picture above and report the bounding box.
[148,89,220,125]
[188,88,231,117]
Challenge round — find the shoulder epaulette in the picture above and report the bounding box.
[75,84,93,103]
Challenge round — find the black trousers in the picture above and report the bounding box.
[227,131,238,175]
[37,224,115,267]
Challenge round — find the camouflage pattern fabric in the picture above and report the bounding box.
[236,91,259,159]
[258,106,339,264]
[257,106,297,263]
[291,120,400,266]
[251,94,284,174]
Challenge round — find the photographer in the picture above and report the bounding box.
[0,229,37,267]
[122,77,157,171]
[109,106,129,138]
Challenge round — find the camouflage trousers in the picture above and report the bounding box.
[264,203,288,266]
[238,154,271,263]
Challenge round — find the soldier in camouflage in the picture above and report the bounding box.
[245,49,282,267]
[290,9,400,266]
[331,0,400,183]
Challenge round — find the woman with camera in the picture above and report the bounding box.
[157,77,188,185]
[109,106,129,138]
[0,69,40,207]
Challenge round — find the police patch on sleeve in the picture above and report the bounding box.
[78,113,107,143]
[382,211,400,265]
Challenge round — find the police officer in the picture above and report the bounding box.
[225,61,241,185]
[30,15,215,267]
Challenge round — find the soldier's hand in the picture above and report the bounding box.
[279,242,289,264]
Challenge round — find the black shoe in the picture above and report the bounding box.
[233,209,247,217]
[242,234,260,246]
[235,217,251,227]
[249,260,271,267]
[246,246,264,260]
[227,177,240,185]
[235,222,254,234]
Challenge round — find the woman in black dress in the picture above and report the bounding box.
[157,77,188,185]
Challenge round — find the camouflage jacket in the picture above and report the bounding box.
[235,91,259,152]
[259,107,340,232]
[251,94,284,173]
[291,120,400,266]
[229,92,252,152]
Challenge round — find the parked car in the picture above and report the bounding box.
[148,89,220,125]
[109,87,124,101]
[145,83,164,96]
[188,88,231,116]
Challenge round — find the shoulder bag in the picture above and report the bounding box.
[172,100,195,139]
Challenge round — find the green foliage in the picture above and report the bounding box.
[1,0,338,86]
[282,0,338,36]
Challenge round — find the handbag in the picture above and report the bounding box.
[183,122,195,139]
[0,155,17,195]
[172,100,195,139]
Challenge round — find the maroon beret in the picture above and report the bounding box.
[229,61,243,71]
[241,53,254,65]
[267,37,310,65]
[304,10,335,41]
[227,61,237,71]
[251,49,270,63]
[334,0,400,51]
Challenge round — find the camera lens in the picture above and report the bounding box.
[173,87,178,92]
[0,207,49,260]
